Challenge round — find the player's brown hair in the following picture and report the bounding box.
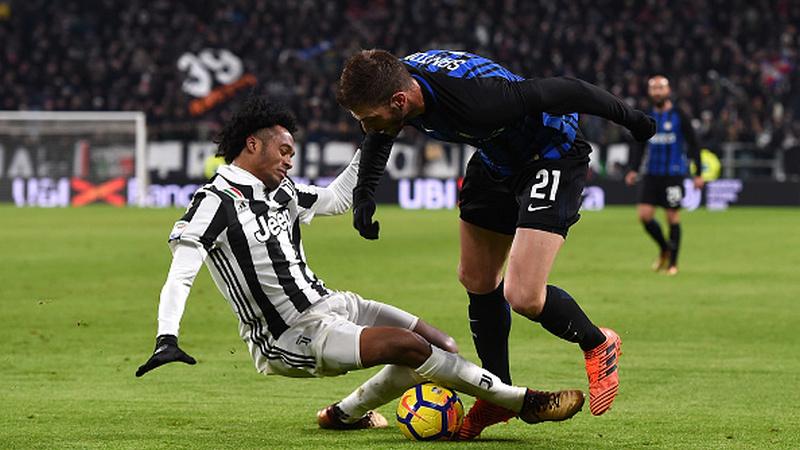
[336,49,414,111]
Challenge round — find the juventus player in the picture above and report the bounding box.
[135,97,585,431]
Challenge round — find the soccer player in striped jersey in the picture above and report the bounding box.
[337,49,656,438]
[135,97,586,431]
[625,76,704,275]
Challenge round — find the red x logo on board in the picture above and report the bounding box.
[71,178,127,206]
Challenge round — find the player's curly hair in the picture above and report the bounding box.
[336,49,414,111]
[214,97,297,163]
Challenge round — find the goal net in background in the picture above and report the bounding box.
[0,111,147,206]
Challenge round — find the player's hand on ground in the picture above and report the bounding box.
[631,112,657,142]
[352,187,380,240]
[135,334,196,377]
[625,171,638,186]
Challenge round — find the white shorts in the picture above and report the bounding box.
[259,291,419,378]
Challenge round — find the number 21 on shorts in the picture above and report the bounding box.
[530,169,561,201]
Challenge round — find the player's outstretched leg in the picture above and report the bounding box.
[318,364,421,430]
[416,346,584,429]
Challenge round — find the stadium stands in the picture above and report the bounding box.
[0,0,797,167]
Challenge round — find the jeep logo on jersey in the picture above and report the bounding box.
[253,208,291,242]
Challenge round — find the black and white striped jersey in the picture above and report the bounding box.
[156,153,358,368]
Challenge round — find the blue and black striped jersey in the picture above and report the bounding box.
[352,49,656,198]
[401,50,579,176]
[630,107,700,177]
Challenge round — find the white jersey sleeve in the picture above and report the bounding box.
[296,150,360,224]
[157,190,227,336]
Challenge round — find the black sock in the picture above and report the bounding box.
[669,223,681,266]
[467,281,512,384]
[643,219,668,251]
[534,285,605,352]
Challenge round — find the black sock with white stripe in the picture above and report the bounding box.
[533,285,605,352]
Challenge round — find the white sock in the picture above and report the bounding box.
[337,365,425,423]
[415,346,526,412]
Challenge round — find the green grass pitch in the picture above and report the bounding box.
[1,205,799,449]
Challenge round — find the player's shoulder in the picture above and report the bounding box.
[401,50,518,80]
[198,176,246,203]
[266,177,301,208]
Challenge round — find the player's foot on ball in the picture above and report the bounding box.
[456,399,517,440]
[518,389,585,424]
[666,265,679,276]
[317,403,388,430]
[652,250,670,272]
[584,327,622,416]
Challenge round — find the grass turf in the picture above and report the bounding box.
[1,205,798,449]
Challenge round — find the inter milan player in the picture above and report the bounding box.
[625,76,703,275]
[135,97,585,433]
[336,49,656,438]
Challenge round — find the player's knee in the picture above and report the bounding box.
[504,283,546,318]
[389,330,433,367]
[458,264,499,294]
[438,336,459,354]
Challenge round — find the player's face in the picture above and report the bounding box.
[350,94,407,134]
[250,126,295,189]
[648,78,670,106]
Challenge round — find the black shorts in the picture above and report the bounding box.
[638,175,685,209]
[459,140,591,237]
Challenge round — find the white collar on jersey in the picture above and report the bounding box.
[215,164,294,206]
[216,164,265,188]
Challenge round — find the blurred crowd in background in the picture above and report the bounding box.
[1,0,798,165]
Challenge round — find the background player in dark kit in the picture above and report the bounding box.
[625,75,704,275]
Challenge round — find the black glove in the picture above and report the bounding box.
[353,186,379,240]
[630,112,657,142]
[135,334,196,377]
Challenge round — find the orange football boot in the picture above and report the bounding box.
[584,328,622,415]
[456,399,517,440]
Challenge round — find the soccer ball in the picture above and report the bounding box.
[396,382,464,441]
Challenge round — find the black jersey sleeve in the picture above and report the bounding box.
[628,141,646,173]
[444,76,656,142]
[678,109,702,177]
[516,77,656,141]
[353,132,394,202]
